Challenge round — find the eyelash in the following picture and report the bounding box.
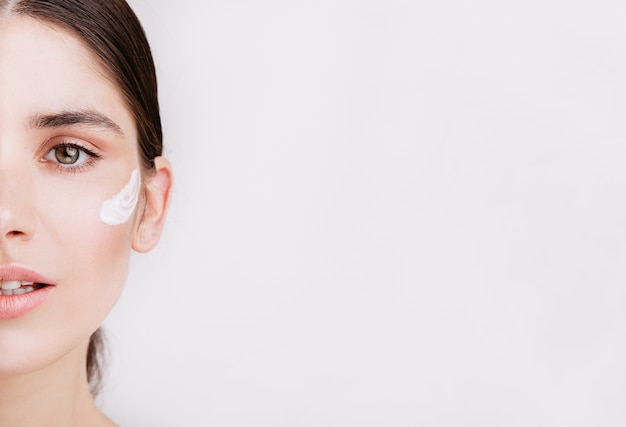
[44,141,102,174]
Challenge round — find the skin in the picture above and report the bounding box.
[0,15,172,427]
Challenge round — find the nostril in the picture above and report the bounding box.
[2,229,33,241]
[0,207,35,239]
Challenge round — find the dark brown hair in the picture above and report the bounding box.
[0,0,163,395]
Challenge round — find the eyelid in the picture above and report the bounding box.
[40,134,101,153]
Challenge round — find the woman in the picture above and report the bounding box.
[0,0,172,425]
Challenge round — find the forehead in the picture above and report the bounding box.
[0,15,134,136]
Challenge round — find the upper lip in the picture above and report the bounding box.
[0,264,55,285]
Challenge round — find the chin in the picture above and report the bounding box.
[0,319,93,378]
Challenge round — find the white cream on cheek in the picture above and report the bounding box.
[99,169,141,225]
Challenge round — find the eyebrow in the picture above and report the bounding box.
[29,110,124,136]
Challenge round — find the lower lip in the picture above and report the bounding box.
[0,286,54,320]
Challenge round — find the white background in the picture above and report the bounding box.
[100,1,626,425]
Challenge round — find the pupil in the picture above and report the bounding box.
[55,146,79,164]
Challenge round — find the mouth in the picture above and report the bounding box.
[0,265,55,319]
[0,281,51,296]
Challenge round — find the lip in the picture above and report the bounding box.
[0,265,55,320]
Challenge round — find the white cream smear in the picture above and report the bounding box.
[99,169,141,225]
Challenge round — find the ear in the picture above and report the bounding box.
[132,156,173,253]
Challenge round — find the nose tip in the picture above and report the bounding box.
[0,202,35,242]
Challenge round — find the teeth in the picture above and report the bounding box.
[0,281,40,295]
[1,281,21,290]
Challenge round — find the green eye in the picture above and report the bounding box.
[54,145,80,164]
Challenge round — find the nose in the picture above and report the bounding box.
[0,162,36,242]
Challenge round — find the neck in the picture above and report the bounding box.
[0,339,115,427]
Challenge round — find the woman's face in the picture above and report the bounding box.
[0,16,143,374]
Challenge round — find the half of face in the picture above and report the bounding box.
[0,14,171,375]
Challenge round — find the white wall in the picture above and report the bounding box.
[100,1,626,425]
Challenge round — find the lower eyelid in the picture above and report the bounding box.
[51,157,98,175]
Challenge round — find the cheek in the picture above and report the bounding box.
[40,186,134,254]
[36,169,139,234]
[50,199,132,310]
[34,175,137,306]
